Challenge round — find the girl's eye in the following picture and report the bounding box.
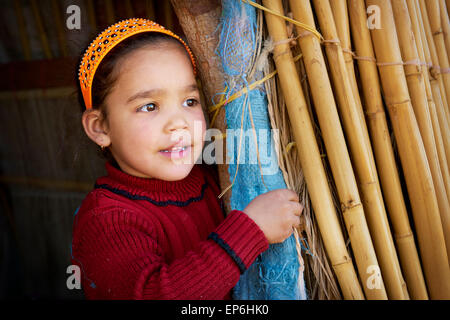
[137,103,157,112]
[183,98,199,108]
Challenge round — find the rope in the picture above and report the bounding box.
[209,53,303,127]
[242,0,323,41]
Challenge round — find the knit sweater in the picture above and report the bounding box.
[71,162,269,300]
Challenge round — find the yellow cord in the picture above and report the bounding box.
[242,0,323,41]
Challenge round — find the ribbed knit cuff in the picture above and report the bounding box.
[208,210,269,274]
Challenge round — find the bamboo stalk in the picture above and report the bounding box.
[416,0,450,196]
[366,0,450,299]
[30,0,52,59]
[349,0,428,300]
[408,0,450,231]
[13,0,31,60]
[440,0,450,65]
[288,0,385,299]
[312,0,407,300]
[419,0,450,122]
[425,0,450,111]
[392,0,450,264]
[329,0,367,136]
[262,0,364,300]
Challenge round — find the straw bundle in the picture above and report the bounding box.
[366,0,450,299]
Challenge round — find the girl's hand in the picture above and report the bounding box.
[243,189,303,244]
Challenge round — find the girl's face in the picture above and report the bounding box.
[102,43,206,181]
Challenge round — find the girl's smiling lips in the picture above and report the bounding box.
[159,145,192,159]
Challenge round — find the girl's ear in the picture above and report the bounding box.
[81,109,111,148]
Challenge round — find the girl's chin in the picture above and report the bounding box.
[156,163,195,181]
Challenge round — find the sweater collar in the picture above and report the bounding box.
[95,161,206,203]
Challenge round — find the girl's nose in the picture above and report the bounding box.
[164,113,189,133]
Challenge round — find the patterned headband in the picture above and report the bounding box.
[78,18,197,109]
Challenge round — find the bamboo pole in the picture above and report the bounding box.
[440,0,450,65]
[419,0,450,121]
[13,0,31,60]
[262,0,364,300]
[408,0,450,224]
[312,0,407,300]
[392,0,450,263]
[328,0,367,136]
[287,0,384,299]
[416,0,450,195]
[425,0,450,111]
[348,0,428,300]
[366,0,450,299]
[30,0,52,59]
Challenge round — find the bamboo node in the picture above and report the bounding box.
[322,38,341,46]
[353,55,377,63]
[432,29,444,36]
[340,200,362,213]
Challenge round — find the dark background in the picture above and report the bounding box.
[0,0,185,299]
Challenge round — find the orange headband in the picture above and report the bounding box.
[78,18,197,110]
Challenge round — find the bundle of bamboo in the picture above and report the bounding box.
[171,0,450,299]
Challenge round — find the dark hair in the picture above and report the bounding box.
[77,32,189,159]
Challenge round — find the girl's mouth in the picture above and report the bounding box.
[159,145,192,159]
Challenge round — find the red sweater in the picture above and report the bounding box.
[71,162,269,300]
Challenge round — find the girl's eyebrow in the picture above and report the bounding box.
[126,84,199,104]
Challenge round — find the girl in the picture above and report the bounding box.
[72,18,303,300]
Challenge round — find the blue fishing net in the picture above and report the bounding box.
[216,0,307,300]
